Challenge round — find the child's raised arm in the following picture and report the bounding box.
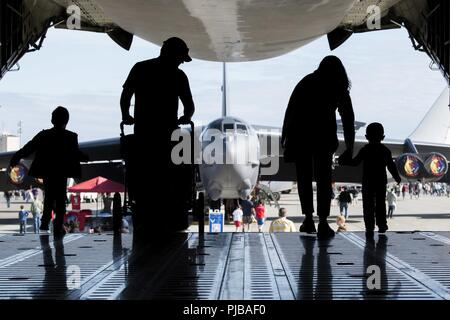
[387,152,402,184]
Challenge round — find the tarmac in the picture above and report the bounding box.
[0,191,449,300]
[188,190,450,233]
[2,190,450,234]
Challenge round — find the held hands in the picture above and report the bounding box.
[122,114,135,125]
[178,115,192,125]
[338,149,352,166]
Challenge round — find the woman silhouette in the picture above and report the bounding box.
[282,56,355,240]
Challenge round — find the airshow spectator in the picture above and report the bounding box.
[232,205,243,232]
[386,189,397,219]
[269,208,296,232]
[18,205,29,234]
[239,196,255,232]
[30,198,43,234]
[338,187,352,219]
[254,201,266,232]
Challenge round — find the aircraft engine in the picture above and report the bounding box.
[6,160,42,188]
[423,153,448,180]
[396,153,448,182]
[8,162,28,185]
[396,154,423,180]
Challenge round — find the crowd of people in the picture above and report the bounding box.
[232,196,266,232]
[2,188,39,208]
[3,179,450,235]
[1,188,122,234]
[334,181,450,222]
[399,181,449,199]
[16,198,43,234]
[231,199,297,233]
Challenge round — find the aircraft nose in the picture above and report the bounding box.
[224,135,252,165]
[223,136,236,164]
[207,181,223,201]
[238,178,252,199]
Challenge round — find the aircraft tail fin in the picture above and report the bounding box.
[221,62,230,117]
[408,87,450,144]
[403,138,419,153]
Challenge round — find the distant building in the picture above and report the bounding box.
[0,134,20,152]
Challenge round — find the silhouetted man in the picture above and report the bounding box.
[121,37,195,137]
[10,107,88,236]
[120,37,195,236]
[282,56,355,240]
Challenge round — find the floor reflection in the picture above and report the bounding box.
[298,236,333,300]
[362,234,391,298]
[37,235,68,298]
[120,233,199,299]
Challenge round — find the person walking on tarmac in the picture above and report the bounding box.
[9,107,89,237]
[120,37,195,236]
[282,56,355,240]
[338,187,352,219]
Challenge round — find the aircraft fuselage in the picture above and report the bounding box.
[198,116,260,200]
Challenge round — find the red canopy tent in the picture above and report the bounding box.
[68,176,124,193]
[67,177,125,230]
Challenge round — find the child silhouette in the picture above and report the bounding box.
[339,122,401,236]
[10,107,88,236]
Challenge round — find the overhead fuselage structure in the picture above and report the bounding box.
[0,0,449,84]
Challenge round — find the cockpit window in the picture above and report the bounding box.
[236,124,247,134]
[206,119,222,131]
[223,123,234,132]
[204,118,250,135]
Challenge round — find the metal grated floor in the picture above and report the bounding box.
[0,233,132,299]
[1,232,450,300]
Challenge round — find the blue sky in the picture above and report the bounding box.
[0,27,447,144]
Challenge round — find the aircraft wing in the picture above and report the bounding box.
[0,126,196,191]
[0,138,122,169]
[413,142,450,160]
[77,138,121,162]
[255,126,450,183]
[0,151,14,171]
[1,126,449,190]
[0,138,123,191]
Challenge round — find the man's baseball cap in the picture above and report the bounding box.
[162,37,192,62]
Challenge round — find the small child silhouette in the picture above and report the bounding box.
[10,107,88,236]
[339,122,401,236]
